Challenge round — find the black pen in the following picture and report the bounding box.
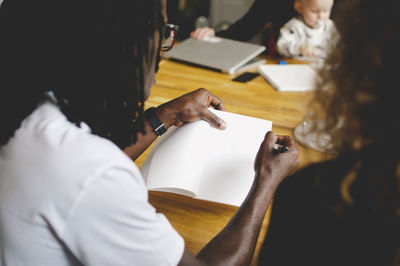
[273,145,290,153]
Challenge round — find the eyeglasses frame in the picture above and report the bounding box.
[161,23,179,52]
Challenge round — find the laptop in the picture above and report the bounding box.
[162,37,266,75]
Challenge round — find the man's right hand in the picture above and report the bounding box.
[254,131,300,188]
[190,27,216,40]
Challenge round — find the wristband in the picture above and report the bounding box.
[145,107,167,136]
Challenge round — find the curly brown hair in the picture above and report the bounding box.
[314,0,400,154]
[310,0,400,256]
[259,2,400,263]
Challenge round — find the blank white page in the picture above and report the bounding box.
[141,121,210,198]
[196,110,272,206]
[141,109,272,206]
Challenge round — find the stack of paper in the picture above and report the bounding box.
[258,64,318,92]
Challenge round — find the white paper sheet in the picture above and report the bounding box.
[141,109,272,206]
[258,64,319,92]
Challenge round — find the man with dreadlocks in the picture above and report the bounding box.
[0,0,299,265]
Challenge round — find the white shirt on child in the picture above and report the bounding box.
[0,101,184,266]
[277,16,336,59]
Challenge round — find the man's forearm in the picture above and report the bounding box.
[195,170,279,266]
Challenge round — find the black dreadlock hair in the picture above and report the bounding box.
[0,0,164,148]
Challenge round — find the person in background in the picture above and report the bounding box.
[259,0,400,265]
[276,0,336,59]
[167,0,210,41]
[190,0,338,56]
[0,0,299,265]
[190,0,295,55]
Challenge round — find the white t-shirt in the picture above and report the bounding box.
[0,102,184,266]
[276,16,337,59]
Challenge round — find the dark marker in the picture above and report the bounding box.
[273,145,290,153]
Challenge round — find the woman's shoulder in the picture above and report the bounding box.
[278,158,348,195]
[273,157,353,216]
[262,155,400,265]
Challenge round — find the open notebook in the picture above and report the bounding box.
[141,109,272,206]
[163,37,266,75]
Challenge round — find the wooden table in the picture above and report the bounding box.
[135,56,331,265]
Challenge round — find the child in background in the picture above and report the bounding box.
[277,0,336,59]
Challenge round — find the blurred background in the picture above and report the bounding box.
[0,0,259,43]
[167,0,257,41]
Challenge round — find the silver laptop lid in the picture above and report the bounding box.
[162,37,266,74]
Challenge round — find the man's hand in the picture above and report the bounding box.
[155,88,227,130]
[254,131,300,187]
[190,27,216,40]
[124,89,225,160]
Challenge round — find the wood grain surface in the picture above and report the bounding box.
[136,56,331,265]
